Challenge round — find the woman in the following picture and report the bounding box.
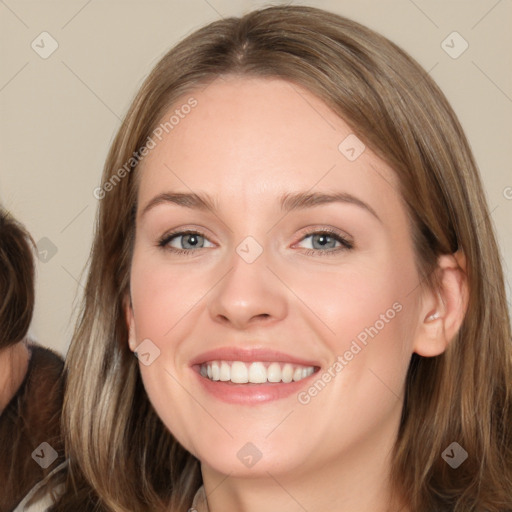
[55,5,511,511]
[0,208,66,511]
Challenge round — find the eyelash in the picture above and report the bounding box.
[157,227,353,257]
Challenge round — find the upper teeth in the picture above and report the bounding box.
[200,361,315,384]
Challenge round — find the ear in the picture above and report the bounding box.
[123,294,137,352]
[413,249,469,357]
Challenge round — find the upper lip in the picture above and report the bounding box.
[190,347,321,367]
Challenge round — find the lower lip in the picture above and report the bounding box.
[192,366,319,404]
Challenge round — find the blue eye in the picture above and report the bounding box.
[158,228,353,257]
[158,231,214,255]
[296,229,353,256]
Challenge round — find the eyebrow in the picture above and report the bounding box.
[140,190,381,223]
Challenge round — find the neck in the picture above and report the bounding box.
[0,341,30,414]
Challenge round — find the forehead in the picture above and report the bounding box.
[136,75,402,219]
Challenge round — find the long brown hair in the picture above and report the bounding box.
[57,5,512,511]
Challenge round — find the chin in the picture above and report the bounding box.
[198,444,300,477]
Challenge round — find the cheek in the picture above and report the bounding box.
[128,253,213,444]
[296,275,414,452]
[297,256,409,347]
[129,258,200,449]
[300,252,417,393]
[129,253,204,340]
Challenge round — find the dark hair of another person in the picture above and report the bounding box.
[0,208,36,349]
[0,207,66,510]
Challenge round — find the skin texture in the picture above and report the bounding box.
[125,76,468,512]
[0,342,29,414]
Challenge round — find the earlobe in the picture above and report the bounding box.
[413,250,469,357]
[425,311,440,321]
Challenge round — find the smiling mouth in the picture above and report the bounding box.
[198,360,318,384]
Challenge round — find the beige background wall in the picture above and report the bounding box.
[1,0,510,357]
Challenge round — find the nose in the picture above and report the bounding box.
[207,241,288,330]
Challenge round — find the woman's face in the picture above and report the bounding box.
[126,75,427,479]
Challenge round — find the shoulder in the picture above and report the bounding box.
[27,343,65,377]
[16,343,66,452]
[0,342,66,511]
[23,342,65,417]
